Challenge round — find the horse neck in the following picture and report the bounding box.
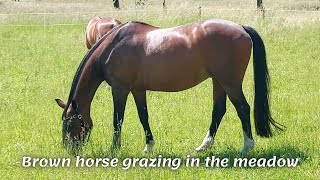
[72,61,103,118]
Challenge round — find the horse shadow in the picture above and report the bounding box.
[85,144,309,169]
[185,144,309,168]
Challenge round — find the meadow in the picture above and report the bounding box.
[0,0,319,179]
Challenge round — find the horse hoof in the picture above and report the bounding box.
[143,140,155,153]
[110,146,120,152]
[195,142,212,152]
[195,139,213,152]
[195,146,204,152]
[239,139,254,154]
[195,132,214,152]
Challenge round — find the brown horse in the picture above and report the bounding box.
[56,19,285,154]
[85,16,122,49]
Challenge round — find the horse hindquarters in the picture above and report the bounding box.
[197,26,254,153]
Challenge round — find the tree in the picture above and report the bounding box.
[113,0,120,9]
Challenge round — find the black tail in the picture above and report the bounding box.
[242,26,285,137]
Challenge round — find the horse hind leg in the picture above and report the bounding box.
[196,78,227,152]
[226,87,254,154]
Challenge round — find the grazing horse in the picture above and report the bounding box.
[55,19,285,154]
[85,16,122,49]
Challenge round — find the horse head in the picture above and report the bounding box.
[55,99,92,152]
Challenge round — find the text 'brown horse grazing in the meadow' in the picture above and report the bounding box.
[85,16,121,49]
[56,19,285,154]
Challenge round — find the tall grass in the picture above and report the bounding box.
[0,0,319,179]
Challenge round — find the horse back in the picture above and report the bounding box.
[101,20,252,91]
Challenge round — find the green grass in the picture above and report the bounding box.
[0,0,320,179]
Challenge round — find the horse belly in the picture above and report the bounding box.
[148,75,208,92]
[142,56,209,92]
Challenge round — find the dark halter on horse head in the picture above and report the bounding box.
[56,19,285,154]
[62,112,91,144]
[61,100,92,145]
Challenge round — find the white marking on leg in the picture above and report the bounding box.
[240,132,254,154]
[195,131,214,152]
[143,140,155,153]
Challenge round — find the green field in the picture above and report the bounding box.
[0,0,319,179]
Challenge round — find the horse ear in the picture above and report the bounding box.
[55,99,66,109]
[71,100,78,110]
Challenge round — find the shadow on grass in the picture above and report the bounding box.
[188,144,309,168]
[84,144,309,168]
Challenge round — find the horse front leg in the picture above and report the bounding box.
[111,87,129,150]
[132,90,154,153]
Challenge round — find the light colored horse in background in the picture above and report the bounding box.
[85,16,121,49]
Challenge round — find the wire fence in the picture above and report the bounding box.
[0,5,319,26]
[1,7,320,16]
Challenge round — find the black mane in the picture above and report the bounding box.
[65,23,126,109]
[128,21,158,28]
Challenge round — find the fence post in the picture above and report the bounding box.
[113,0,120,9]
[257,0,265,19]
[257,0,263,9]
[134,0,137,19]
